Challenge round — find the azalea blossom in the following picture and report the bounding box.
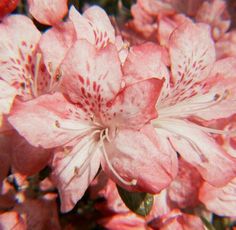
[9,39,177,212]
[0,15,53,101]
[126,0,230,46]
[0,14,61,177]
[123,21,236,187]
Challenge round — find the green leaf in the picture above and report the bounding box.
[117,185,154,216]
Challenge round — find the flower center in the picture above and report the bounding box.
[55,120,137,187]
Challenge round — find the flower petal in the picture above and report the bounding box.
[199,178,236,217]
[9,93,93,149]
[102,125,178,193]
[28,0,68,25]
[166,21,215,105]
[0,15,41,83]
[167,158,203,209]
[39,21,76,81]
[10,132,51,176]
[123,42,169,84]
[0,80,16,115]
[105,78,163,129]
[193,57,236,120]
[0,15,51,100]
[51,136,101,212]
[157,118,236,186]
[61,40,122,117]
[69,6,115,48]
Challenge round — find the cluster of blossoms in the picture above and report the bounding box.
[0,0,236,229]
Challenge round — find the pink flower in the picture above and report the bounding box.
[127,0,229,45]
[0,14,63,175]
[123,22,236,187]
[0,15,55,102]
[9,40,177,212]
[28,0,68,25]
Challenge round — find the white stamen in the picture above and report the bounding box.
[55,120,98,132]
[105,128,112,143]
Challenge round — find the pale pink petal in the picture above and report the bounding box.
[158,14,191,47]
[167,158,202,209]
[51,137,101,212]
[165,22,215,105]
[39,21,76,81]
[9,93,92,149]
[193,57,236,120]
[69,6,115,48]
[0,15,52,100]
[10,132,51,176]
[0,211,26,230]
[195,0,230,40]
[102,125,178,193]
[169,21,215,84]
[0,80,16,115]
[199,178,236,217]
[28,0,68,25]
[105,79,163,129]
[207,115,236,158]
[157,118,236,186]
[0,15,41,93]
[61,40,122,116]
[123,42,169,84]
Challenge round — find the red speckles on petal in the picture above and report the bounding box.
[78,75,84,84]
[27,55,32,63]
[160,22,216,106]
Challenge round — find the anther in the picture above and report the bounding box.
[55,68,62,82]
[55,120,60,128]
[74,167,80,175]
